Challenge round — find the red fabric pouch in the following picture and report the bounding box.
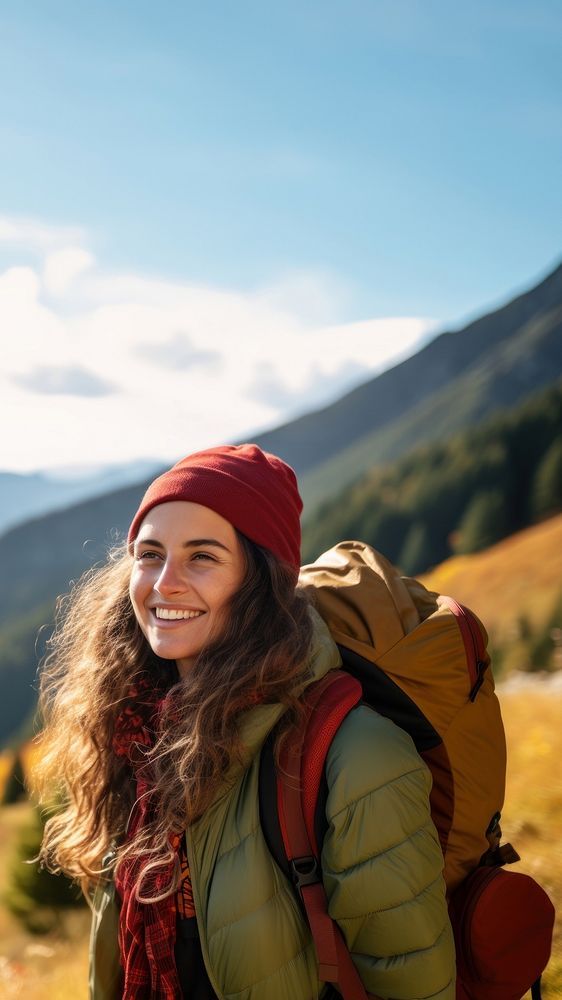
[450,866,555,1000]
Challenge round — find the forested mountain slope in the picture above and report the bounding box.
[301,380,562,571]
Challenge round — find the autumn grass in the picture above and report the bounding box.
[0,802,90,999]
[421,513,562,650]
[499,680,562,998]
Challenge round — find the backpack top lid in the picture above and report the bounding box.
[299,540,439,661]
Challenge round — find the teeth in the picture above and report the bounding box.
[155,608,203,620]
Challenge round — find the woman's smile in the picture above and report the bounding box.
[152,606,205,621]
[150,611,204,631]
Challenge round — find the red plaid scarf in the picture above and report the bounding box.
[112,677,183,1000]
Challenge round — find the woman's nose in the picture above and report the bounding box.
[154,558,189,595]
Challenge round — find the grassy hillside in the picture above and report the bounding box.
[0,801,90,999]
[421,513,562,674]
[421,513,562,637]
[498,679,562,997]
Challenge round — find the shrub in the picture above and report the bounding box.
[3,805,85,934]
[1,753,27,805]
[531,439,562,520]
[454,489,510,554]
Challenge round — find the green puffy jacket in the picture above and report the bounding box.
[90,609,455,999]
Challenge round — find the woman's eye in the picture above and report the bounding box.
[137,550,161,561]
[192,552,216,562]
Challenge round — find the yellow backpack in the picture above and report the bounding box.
[299,539,505,892]
[261,541,555,1000]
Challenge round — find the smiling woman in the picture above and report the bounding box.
[34,444,455,1000]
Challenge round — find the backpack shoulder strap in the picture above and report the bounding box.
[276,669,378,1000]
[287,670,362,855]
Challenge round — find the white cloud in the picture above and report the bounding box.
[0,266,69,373]
[135,332,220,371]
[0,215,85,253]
[255,269,350,325]
[0,214,440,473]
[13,365,116,397]
[42,247,95,297]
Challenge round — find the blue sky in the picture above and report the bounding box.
[0,1,561,472]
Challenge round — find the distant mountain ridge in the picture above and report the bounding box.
[0,460,162,536]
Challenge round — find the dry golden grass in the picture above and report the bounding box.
[0,802,89,999]
[421,513,562,647]
[499,680,562,998]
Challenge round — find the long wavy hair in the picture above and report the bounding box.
[36,533,313,898]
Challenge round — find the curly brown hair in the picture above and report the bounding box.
[35,534,313,899]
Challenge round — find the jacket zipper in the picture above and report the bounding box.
[184,827,225,1000]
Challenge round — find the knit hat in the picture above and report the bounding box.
[127,444,302,572]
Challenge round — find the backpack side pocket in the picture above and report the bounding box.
[449,866,555,1000]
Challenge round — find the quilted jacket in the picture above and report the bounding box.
[90,609,455,999]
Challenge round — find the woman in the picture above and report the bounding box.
[37,444,455,1000]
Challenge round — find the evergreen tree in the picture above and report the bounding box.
[3,805,85,934]
[531,438,562,520]
[455,489,510,554]
[399,522,434,575]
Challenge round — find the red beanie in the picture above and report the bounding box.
[128,444,302,572]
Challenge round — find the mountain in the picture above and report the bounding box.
[0,460,162,536]
[0,258,562,746]
[0,480,153,628]
[252,260,562,509]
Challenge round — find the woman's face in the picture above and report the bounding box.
[129,501,246,677]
